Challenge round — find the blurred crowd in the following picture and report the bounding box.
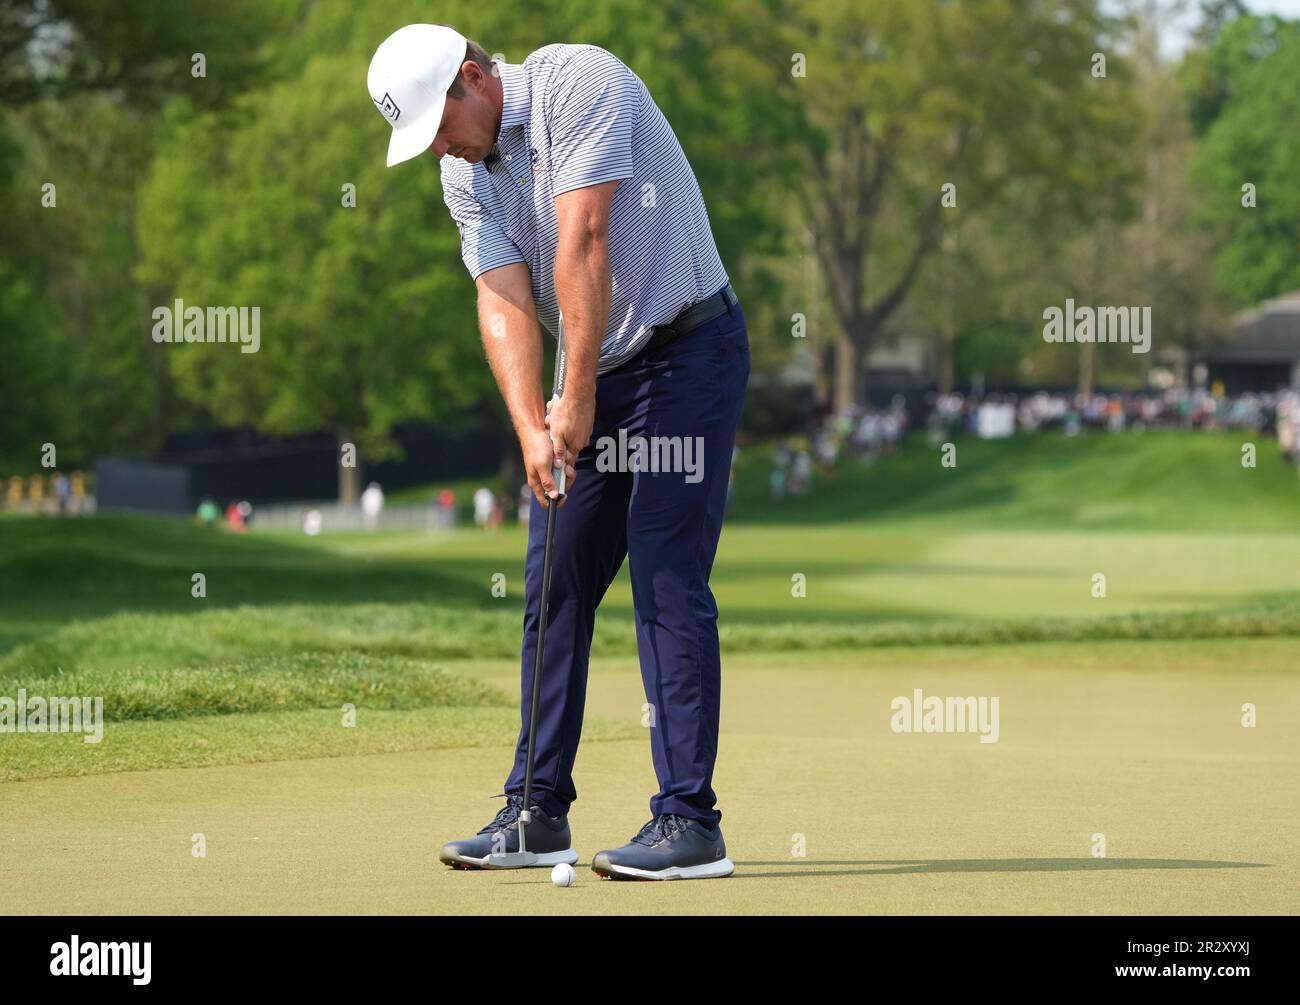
[196,497,255,531]
[927,387,1300,440]
[764,386,1300,500]
[12,387,1300,522]
[3,471,93,514]
[769,398,912,498]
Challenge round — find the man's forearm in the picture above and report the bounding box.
[553,231,610,401]
[476,270,545,440]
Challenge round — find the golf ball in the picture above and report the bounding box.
[551,863,576,887]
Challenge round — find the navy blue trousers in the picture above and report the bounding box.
[504,295,750,829]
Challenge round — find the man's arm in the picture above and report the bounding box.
[475,262,575,506]
[547,180,618,466]
[543,46,639,467]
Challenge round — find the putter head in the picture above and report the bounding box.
[482,817,539,869]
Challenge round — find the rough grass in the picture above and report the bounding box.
[6,600,1300,695]
[2,650,508,720]
[0,705,640,783]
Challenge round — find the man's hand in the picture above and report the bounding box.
[545,391,595,479]
[522,425,577,508]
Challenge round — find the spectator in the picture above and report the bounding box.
[28,474,45,513]
[360,481,385,530]
[791,449,813,494]
[197,498,220,527]
[768,462,786,501]
[473,486,494,529]
[54,473,71,514]
[437,488,456,528]
[70,471,88,514]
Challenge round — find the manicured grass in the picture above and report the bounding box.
[2,638,1295,913]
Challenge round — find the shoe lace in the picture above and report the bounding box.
[631,813,690,846]
[478,793,526,835]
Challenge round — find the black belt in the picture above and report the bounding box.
[642,284,738,354]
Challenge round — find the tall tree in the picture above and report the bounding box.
[778,0,1142,411]
[136,0,801,501]
[0,0,298,472]
[1189,15,1300,307]
[0,0,296,107]
[135,64,487,504]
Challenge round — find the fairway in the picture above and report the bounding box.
[1,639,1294,914]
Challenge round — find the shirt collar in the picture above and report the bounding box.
[497,60,530,134]
[485,61,529,174]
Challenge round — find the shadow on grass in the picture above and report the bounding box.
[728,857,1269,878]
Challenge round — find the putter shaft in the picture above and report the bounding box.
[518,316,566,858]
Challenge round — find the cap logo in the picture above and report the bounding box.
[373,92,401,123]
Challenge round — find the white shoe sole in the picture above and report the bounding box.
[596,857,735,881]
[446,848,580,870]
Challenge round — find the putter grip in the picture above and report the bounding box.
[550,436,566,497]
[551,316,567,497]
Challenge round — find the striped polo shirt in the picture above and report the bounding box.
[439,43,729,374]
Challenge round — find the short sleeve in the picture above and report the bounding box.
[546,47,640,196]
[441,175,526,280]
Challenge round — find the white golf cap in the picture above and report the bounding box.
[367,23,468,167]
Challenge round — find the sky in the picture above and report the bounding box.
[1161,0,1300,56]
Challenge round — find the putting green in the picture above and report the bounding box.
[2,638,1294,914]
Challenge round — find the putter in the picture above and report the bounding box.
[484,316,567,869]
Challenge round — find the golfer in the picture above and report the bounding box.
[368,24,748,880]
